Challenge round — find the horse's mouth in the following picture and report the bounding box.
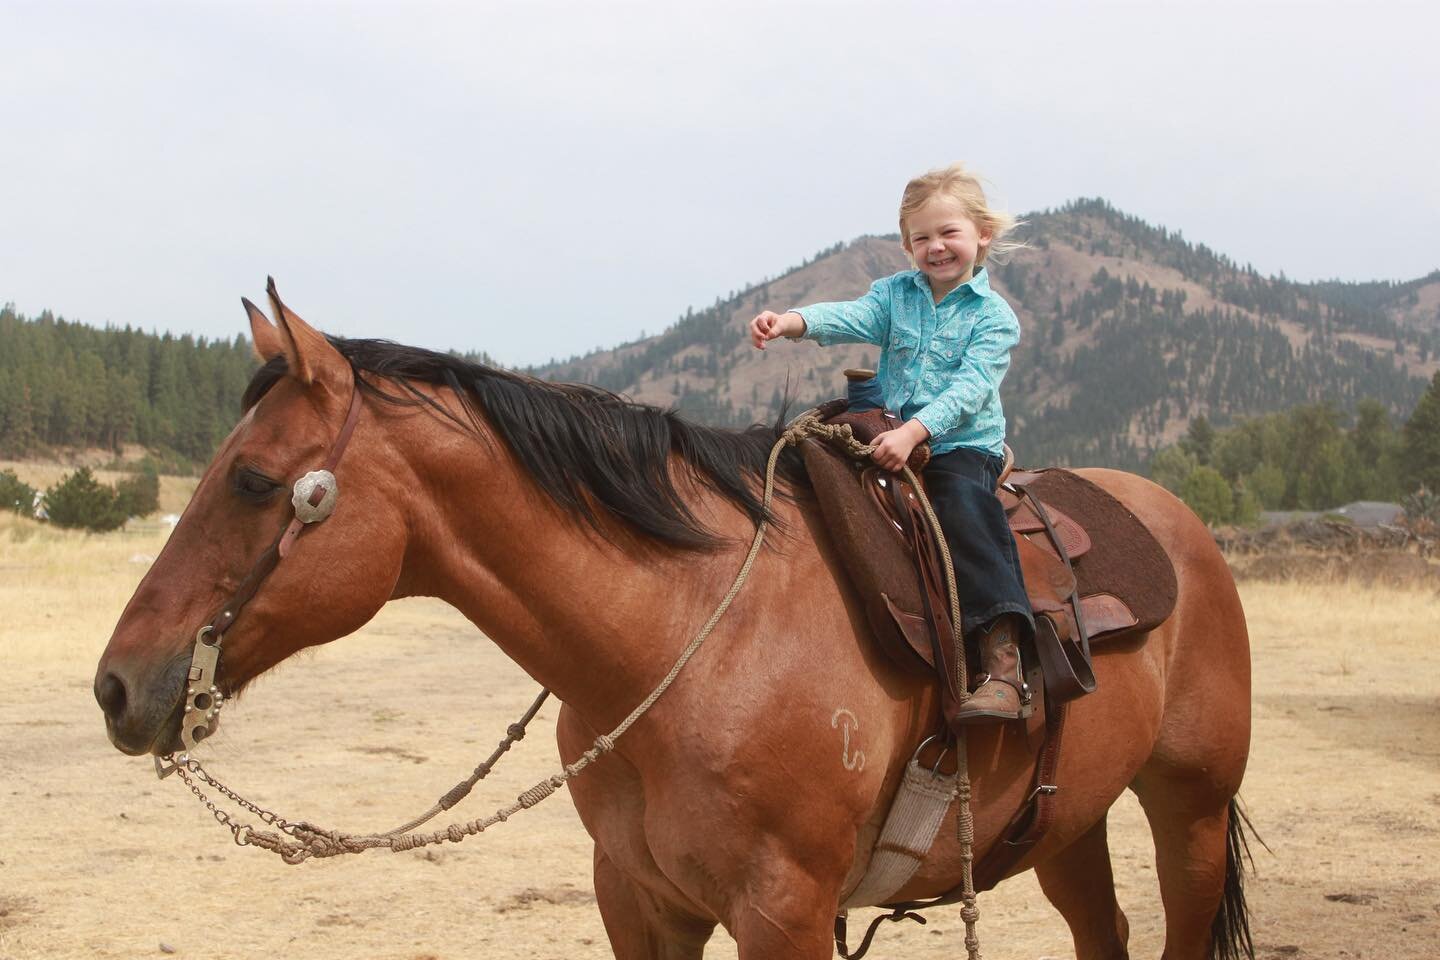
[103,694,183,757]
[124,690,227,757]
[170,699,227,757]
[104,699,182,757]
[151,694,191,757]
[102,652,224,757]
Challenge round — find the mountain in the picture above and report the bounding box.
[5,199,1435,471]
[536,199,1439,470]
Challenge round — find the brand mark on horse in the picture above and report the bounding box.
[831,708,866,772]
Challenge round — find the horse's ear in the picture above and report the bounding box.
[243,297,284,362]
[265,277,345,386]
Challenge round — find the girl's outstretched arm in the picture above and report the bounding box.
[794,277,894,348]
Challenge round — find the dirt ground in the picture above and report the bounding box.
[2,512,1439,958]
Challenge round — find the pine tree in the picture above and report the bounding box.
[43,468,127,531]
[0,380,39,456]
[115,464,161,518]
[1402,372,1440,492]
[1180,416,1215,466]
[1181,466,1233,525]
[0,469,37,515]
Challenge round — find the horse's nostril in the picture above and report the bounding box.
[96,672,128,721]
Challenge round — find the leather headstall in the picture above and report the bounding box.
[156,377,365,774]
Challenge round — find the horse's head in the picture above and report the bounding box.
[94,281,408,756]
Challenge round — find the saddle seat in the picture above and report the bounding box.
[799,400,1178,707]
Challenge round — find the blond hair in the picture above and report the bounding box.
[898,163,1024,265]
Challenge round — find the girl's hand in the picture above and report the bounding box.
[749,311,804,349]
[870,421,930,472]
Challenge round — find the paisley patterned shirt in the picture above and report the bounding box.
[794,265,1019,456]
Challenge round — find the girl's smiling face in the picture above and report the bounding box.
[903,194,992,300]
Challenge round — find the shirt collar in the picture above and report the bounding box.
[911,265,992,301]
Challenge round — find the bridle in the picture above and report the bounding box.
[155,377,364,776]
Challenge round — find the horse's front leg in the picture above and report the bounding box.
[726,871,842,960]
[594,847,717,960]
[583,779,844,960]
[592,838,838,960]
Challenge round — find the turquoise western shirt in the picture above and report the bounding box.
[794,266,1019,456]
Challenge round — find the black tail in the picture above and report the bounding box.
[1210,797,1266,960]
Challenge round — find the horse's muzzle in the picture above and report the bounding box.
[94,653,194,756]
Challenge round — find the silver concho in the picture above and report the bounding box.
[292,469,339,523]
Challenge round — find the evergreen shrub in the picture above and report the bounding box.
[43,468,127,531]
[0,469,37,515]
[115,464,161,518]
[1181,466,1234,525]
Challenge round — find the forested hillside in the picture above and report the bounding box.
[539,199,1439,470]
[0,306,254,463]
[4,199,1437,474]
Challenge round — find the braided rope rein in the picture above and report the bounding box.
[165,409,981,956]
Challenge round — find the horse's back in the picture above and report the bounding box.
[1073,467,1251,785]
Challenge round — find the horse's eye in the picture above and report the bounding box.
[234,468,282,501]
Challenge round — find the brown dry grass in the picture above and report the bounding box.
[1229,549,1440,592]
[2,519,1438,958]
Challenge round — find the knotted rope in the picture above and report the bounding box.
[166,407,981,956]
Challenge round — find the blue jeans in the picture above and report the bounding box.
[846,375,885,412]
[923,447,1034,640]
[847,376,1031,639]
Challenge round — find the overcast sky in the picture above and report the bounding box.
[3,0,1436,366]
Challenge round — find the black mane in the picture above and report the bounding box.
[242,338,807,549]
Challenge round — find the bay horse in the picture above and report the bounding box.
[94,285,1253,959]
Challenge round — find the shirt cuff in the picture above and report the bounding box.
[791,307,832,344]
[913,405,958,441]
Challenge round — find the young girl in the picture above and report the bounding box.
[749,162,1033,724]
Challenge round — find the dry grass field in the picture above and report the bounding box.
[2,475,1438,959]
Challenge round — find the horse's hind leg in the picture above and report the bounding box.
[1035,815,1131,959]
[1132,772,1246,960]
[594,848,716,959]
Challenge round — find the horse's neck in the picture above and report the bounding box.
[392,403,749,725]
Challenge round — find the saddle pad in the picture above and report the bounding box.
[1016,469,1178,638]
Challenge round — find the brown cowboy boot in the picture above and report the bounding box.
[953,615,1032,724]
